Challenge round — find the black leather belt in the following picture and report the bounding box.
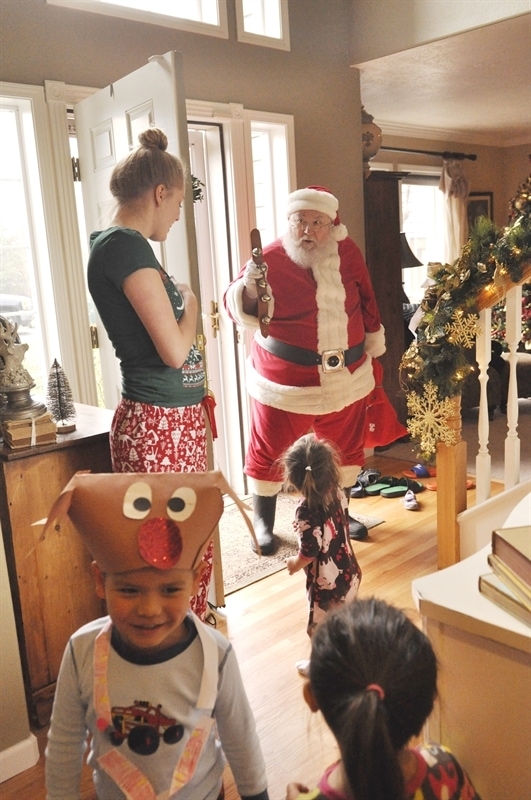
[256,334,365,372]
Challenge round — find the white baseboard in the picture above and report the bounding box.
[0,733,40,783]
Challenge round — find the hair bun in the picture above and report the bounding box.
[138,127,168,151]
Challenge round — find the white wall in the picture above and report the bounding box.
[0,529,39,781]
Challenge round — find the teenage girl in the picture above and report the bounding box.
[87,127,211,619]
[286,597,482,800]
[282,433,362,674]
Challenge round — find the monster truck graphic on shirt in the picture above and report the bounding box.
[109,700,184,755]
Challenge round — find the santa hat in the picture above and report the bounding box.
[286,185,340,226]
[38,470,258,572]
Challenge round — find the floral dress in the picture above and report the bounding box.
[294,491,361,636]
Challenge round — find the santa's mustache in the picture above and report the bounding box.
[282,231,337,268]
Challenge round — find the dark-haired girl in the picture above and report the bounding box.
[286,597,482,800]
[282,433,362,675]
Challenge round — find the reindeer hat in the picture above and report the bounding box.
[40,470,258,573]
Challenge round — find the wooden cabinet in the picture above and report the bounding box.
[364,171,409,425]
[0,404,113,726]
[413,546,531,799]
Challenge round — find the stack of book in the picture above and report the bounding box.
[1,412,57,449]
[479,526,531,625]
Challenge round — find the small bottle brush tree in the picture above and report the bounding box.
[46,359,76,433]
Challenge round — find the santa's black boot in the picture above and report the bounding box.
[344,488,368,541]
[252,494,278,555]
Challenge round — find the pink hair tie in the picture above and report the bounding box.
[366,683,385,701]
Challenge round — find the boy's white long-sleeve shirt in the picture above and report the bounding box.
[45,614,268,800]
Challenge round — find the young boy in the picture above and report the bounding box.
[43,470,269,800]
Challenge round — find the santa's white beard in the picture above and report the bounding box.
[282,231,338,269]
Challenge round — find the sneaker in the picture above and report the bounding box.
[295,659,310,677]
[402,489,419,511]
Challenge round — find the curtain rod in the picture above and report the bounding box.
[379,145,477,161]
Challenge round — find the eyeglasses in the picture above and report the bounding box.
[289,217,332,233]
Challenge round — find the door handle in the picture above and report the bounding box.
[209,301,220,338]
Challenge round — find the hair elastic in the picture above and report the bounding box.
[366,683,385,701]
[305,465,312,471]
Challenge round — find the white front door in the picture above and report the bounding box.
[74,51,201,410]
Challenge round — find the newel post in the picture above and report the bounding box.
[436,395,467,568]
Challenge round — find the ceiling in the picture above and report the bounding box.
[354,14,531,147]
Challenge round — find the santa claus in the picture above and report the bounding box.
[224,186,386,553]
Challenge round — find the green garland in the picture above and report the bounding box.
[192,174,205,203]
[400,212,531,461]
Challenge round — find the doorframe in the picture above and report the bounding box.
[186,100,297,491]
[186,101,256,492]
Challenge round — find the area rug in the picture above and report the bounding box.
[219,493,384,595]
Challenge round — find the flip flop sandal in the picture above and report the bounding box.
[356,468,381,487]
[402,463,436,479]
[426,479,475,491]
[365,476,401,496]
[350,481,366,498]
[380,478,425,498]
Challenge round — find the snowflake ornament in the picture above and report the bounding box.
[444,309,480,349]
[406,381,459,458]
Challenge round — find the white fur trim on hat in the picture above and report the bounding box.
[287,187,338,222]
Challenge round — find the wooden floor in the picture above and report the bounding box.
[2,454,484,800]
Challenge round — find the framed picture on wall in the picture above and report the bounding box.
[467,191,493,229]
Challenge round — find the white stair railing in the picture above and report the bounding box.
[475,307,492,503]
[474,286,522,500]
[504,284,523,489]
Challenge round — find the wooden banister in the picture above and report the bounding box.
[436,396,467,568]
[476,261,531,311]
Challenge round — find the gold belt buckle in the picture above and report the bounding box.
[321,349,345,372]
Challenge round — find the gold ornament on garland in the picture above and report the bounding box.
[444,309,481,348]
[406,381,459,461]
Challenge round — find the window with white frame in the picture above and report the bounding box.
[0,99,61,397]
[235,0,290,50]
[400,173,445,305]
[46,0,229,38]
[250,117,293,245]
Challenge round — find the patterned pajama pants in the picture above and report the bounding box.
[110,398,212,620]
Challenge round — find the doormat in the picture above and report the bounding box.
[219,493,383,595]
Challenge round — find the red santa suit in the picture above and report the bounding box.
[224,219,385,494]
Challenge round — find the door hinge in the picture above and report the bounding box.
[209,301,220,339]
[90,324,99,349]
[72,156,81,182]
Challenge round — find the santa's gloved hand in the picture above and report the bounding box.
[242,259,267,299]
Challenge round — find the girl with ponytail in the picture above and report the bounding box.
[281,433,362,676]
[286,597,482,800]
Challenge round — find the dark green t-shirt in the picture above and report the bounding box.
[87,227,205,407]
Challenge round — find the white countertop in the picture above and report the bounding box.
[412,543,531,654]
